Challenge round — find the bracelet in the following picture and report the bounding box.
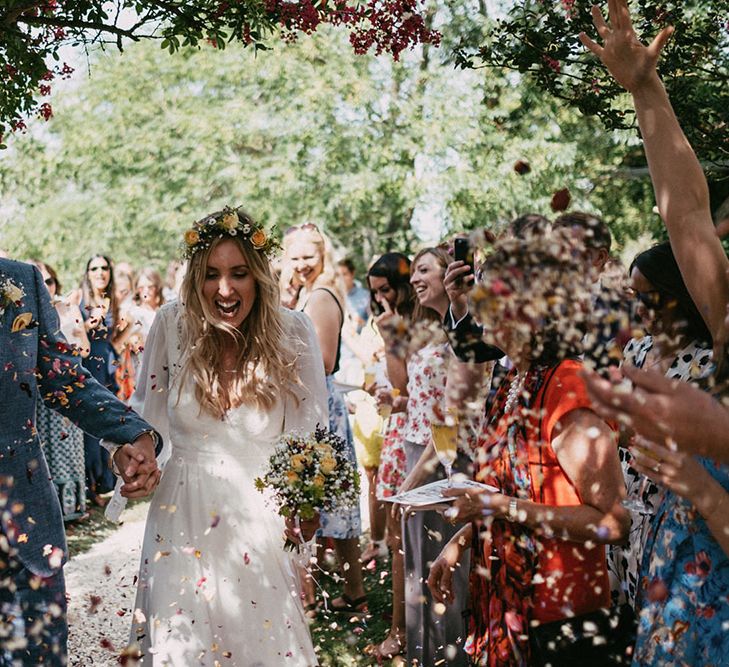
[505,498,519,523]
[108,443,123,476]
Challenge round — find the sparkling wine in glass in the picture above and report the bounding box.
[363,370,377,390]
[378,388,400,434]
[431,411,458,487]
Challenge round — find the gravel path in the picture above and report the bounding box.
[63,456,372,666]
[65,501,149,666]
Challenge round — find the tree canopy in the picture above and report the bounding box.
[455,0,729,164]
[0,0,439,145]
[1,12,668,285]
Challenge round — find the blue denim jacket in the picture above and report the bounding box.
[0,258,154,576]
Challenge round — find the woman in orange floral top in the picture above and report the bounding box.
[428,229,629,666]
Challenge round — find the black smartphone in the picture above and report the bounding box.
[453,237,474,283]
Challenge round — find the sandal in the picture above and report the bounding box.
[329,593,368,615]
[374,633,406,659]
[303,600,321,620]
[361,540,388,563]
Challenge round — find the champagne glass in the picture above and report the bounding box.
[430,409,458,487]
[363,369,377,391]
[378,388,400,434]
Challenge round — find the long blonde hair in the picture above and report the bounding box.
[178,234,299,418]
[283,225,345,309]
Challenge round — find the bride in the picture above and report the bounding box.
[127,207,327,665]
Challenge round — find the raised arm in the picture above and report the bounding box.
[580,0,729,345]
[583,365,729,462]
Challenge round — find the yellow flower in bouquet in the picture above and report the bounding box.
[255,425,360,551]
[286,470,300,485]
[315,443,334,458]
[320,456,337,475]
[291,454,307,472]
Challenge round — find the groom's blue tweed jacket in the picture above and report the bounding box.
[0,258,154,577]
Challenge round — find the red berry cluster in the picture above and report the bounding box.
[560,0,576,19]
[354,0,440,59]
[262,0,439,59]
[543,55,561,73]
[266,0,322,39]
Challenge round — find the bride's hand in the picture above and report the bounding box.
[284,514,320,545]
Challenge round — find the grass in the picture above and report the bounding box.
[310,549,403,666]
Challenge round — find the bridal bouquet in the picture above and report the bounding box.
[255,425,360,550]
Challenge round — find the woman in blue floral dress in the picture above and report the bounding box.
[284,223,366,614]
[580,2,729,664]
[630,442,729,665]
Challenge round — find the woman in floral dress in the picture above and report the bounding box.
[283,224,365,614]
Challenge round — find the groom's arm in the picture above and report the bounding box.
[31,266,161,488]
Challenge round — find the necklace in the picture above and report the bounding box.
[503,373,525,415]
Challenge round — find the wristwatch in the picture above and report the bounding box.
[505,498,519,523]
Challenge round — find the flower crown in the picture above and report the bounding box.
[181,206,280,260]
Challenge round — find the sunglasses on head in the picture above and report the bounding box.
[284,223,319,236]
[89,265,110,272]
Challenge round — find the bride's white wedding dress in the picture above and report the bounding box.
[128,302,327,666]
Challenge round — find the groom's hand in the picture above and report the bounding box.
[114,433,161,498]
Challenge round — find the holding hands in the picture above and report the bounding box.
[579,0,673,92]
[113,432,161,498]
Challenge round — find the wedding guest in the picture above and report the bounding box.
[283,223,366,615]
[581,4,729,662]
[79,254,122,504]
[0,256,160,665]
[29,260,90,521]
[124,207,327,664]
[337,257,370,333]
[395,247,483,667]
[114,261,135,310]
[162,259,185,303]
[335,258,371,386]
[116,267,165,400]
[607,242,714,607]
[430,229,629,665]
[365,251,415,660]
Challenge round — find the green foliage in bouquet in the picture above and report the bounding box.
[255,425,360,522]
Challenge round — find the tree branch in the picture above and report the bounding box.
[15,14,146,41]
[1,1,45,27]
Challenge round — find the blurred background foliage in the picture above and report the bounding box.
[1,1,727,288]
